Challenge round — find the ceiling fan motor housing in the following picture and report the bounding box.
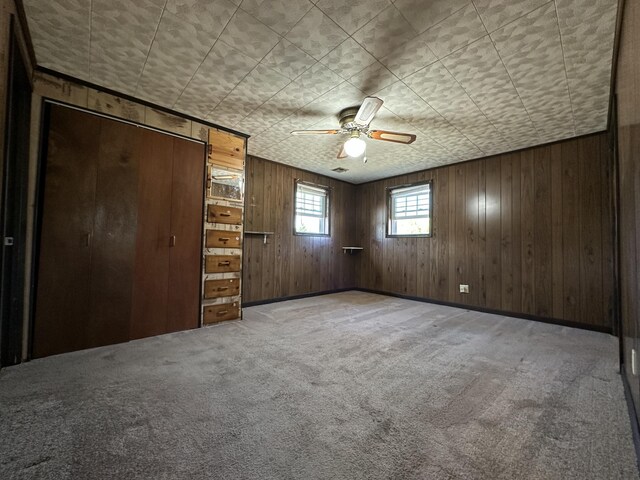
[290,97,416,160]
[338,106,361,130]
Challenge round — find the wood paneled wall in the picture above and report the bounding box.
[355,133,615,330]
[242,156,357,303]
[616,0,640,418]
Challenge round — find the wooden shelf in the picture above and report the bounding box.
[245,231,274,244]
[342,246,364,254]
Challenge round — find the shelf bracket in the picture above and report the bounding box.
[245,231,274,245]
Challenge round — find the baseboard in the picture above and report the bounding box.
[354,288,613,334]
[243,287,612,334]
[621,365,640,472]
[242,288,355,308]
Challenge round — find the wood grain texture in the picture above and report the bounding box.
[205,255,241,273]
[208,129,244,171]
[145,108,191,137]
[355,133,615,330]
[206,229,242,248]
[88,116,139,349]
[242,156,357,304]
[34,106,205,356]
[166,138,204,333]
[31,71,214,143]
[32,73,88,107]
[130,129,173,340]
[207,204,242,225]
[201,128,245,324]
[203,302,240,324]
[616,0,640,428]
[88,90,144,123]
[204,278,240,299]
[32,106,100,357]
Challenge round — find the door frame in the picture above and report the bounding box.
[0,17,32,367]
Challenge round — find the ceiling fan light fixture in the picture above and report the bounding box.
[343,134,366,157]
[290,96,416,162]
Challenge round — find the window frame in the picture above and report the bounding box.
[293,179,331,237]
[386,180,433,238]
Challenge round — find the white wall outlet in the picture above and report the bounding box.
[633,349,637,376]
[459,284,469,294]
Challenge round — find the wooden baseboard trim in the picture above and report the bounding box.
[242,288,355,308]
[354,288,613,334]
[243,287,612,334]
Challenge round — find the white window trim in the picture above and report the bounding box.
[294,180,330,236]
[387,181,432,237]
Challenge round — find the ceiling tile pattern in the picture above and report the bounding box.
[174,40,258,117]
[239,0,313,36]
[25,0,91,75]
[319,38,377,80]
[166,0,236,37]
[379,36,437,79]
[348,62,398,95]
[394,0,469,34]
[136,11,216,105]
[90,0,163,95]
[474,0,550,32]
[262,39,316,80]
[316,0,392,35]
[218,8,280,60]
[420,3,487,59]
[285,7,348,59]
[23,0,618,183]
[352,5,417,59]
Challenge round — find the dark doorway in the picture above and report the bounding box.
[0,18,32,367]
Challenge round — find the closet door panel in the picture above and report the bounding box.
[130,129,174,339]
[167,138,204,332]
[87,118,139,348]
[32,106,100,358]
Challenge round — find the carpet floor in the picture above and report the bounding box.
[0,291,637,479]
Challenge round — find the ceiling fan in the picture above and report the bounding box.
[290,96,417,162]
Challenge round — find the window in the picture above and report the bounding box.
[294,180,330,235]
[387,181,432,237]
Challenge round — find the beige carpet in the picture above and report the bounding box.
[0,291,637,479]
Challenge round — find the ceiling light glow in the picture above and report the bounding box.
[344,137,366,157]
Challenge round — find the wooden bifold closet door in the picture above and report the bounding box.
[129,131,204,339]
[32,105,204,358]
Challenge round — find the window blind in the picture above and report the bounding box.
[390,184,430,220]
[295,183,327,218]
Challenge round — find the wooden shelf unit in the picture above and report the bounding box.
[244,231,274,244]
[201,129,246,325]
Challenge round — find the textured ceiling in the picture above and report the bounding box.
[23,0,618,183]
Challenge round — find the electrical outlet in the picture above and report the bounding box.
[459,284,469,294]
[633,349,637,376]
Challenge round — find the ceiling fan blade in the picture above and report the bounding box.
[354,96,383,126]
[368,130,417,144]
[290,129,340,135]
[337,145,348,159]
